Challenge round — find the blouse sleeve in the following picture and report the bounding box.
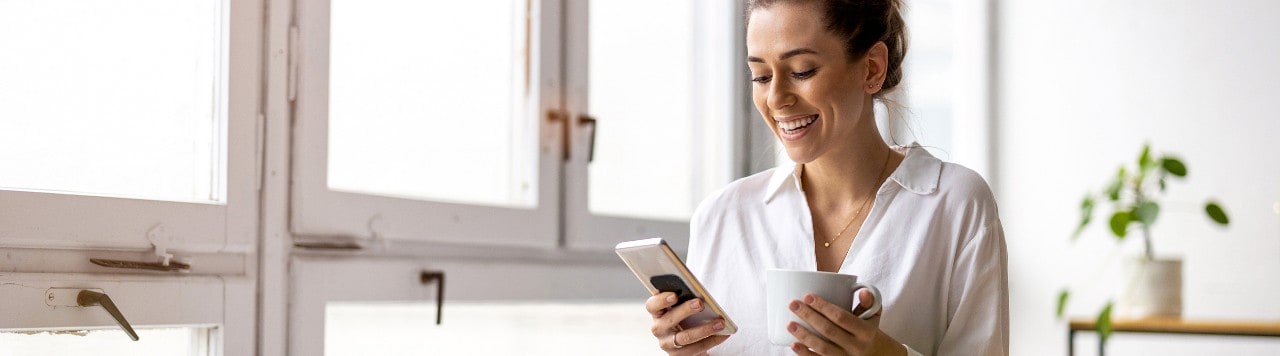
[936,218,1010,355]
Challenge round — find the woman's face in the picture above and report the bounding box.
[747,2,875,164]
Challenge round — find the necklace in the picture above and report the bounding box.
[823,149,893,248]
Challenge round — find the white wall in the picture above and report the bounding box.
[997,0,1280,354]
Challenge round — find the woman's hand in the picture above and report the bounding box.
[788,290,906,356]
[645,292,730,355]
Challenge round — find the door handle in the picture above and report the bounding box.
[77,290,140,341]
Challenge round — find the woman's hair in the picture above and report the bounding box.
[747,0,909,98]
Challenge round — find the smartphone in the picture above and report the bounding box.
[615,237,737,335]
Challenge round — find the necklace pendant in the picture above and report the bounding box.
[823,242,830,247]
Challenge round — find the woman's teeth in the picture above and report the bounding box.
[778,115,818,132]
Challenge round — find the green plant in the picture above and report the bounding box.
[1055,143,1230,342]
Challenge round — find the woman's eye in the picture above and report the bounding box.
[751,75,771,84]
[791,68,817,79]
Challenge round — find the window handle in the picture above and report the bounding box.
[420,271,445,325]
[578,115,597,163]
[77,290,140,341]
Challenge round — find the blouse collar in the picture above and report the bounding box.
[764,144,943,204]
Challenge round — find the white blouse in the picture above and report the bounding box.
[686,146,1008,356]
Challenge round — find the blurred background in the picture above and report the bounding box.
[0,0,1277,355]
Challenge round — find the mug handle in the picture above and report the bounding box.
[851,282,882,320]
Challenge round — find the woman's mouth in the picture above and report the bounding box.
[778,114,818,135]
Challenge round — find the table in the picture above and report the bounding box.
[1068,317,1280,356]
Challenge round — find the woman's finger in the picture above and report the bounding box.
[681,335,730,355]
[787,320,844,355]
[646,292,679,317]
[674,317,727,347]
[791,298,859,347]
[802,294,868,336]
[790,342,821,356]
[656,297,707,332]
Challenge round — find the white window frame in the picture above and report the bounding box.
[287,253,641,356]
[561,0,744,251]
[0,0,261,255]
[290,0,564,248]
[0,0,264,355]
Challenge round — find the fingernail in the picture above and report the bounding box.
[691,299,703,310]
[666,294,676,303]
[789,300,800,311]
[792,342,804,350]
[804,295,815,304]
[713,320,724,330]
[787,322,798,332]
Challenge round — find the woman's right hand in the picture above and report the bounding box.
[646,292,730,355]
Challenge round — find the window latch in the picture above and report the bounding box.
[88,225,191,272]
[420,271,445,325]
[46,288,139,341]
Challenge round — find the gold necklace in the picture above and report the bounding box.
[823,149,892,248]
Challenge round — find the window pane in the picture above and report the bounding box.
[0,0,226,203]
[0,327,209,356]
[588,1,697,221]
[326,301,652,355]
[327,0,534,208]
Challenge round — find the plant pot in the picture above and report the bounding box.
[1116,257,1183,318]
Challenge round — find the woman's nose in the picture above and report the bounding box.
[766,80,795,110]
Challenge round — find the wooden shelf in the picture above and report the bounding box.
[1070,316,1280,337]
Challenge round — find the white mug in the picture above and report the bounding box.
[766,269,882,346]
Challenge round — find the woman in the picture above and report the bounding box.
[644,0,1008,355]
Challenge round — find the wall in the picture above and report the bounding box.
[997,0,1280,354]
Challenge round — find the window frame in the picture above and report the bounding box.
[0,0,260,254]
[561,0,746,252]
[289,0,564,248]
[0,1,264,355]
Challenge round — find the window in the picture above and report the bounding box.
[326,0,533,208]
[563,0,742,250]
[292,0,559,247]
[292,0,743,248]
[0,0,263,354]
[898,0,992,177]
[286,2,747,353]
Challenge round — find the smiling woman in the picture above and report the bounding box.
[641,1,1010,355]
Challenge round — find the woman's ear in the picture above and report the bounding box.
[864,41,889,95]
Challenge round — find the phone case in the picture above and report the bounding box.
[615,238,737,335]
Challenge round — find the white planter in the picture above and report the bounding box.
[1116,257,1183,318]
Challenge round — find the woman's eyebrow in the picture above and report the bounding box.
[747,48,819,63]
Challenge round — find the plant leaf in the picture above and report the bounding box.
[1158,177,1167,192]
[1106,167,1125,201]
[1134,201,1160,226]
[1097,301,1114,345]
[1073,196,1095,240]
[1138,144,1153,172]
[1162,157,1187,177]
[1056,289,1070,318]
[1205,201,1230,225]
[1109,211,1130,239]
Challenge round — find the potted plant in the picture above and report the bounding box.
[1056,143,1230,342]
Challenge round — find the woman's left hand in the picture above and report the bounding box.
[787,290,907,356]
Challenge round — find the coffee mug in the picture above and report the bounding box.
[766,269,882,346]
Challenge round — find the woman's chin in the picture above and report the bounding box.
[782,148,817,164]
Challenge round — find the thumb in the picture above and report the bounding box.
[852,289,880,316]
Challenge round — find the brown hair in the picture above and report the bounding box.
[747,0,909,97]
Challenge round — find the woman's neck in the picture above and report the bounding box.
[800,134,896,212]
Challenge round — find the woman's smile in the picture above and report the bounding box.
[775,114,820,141]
